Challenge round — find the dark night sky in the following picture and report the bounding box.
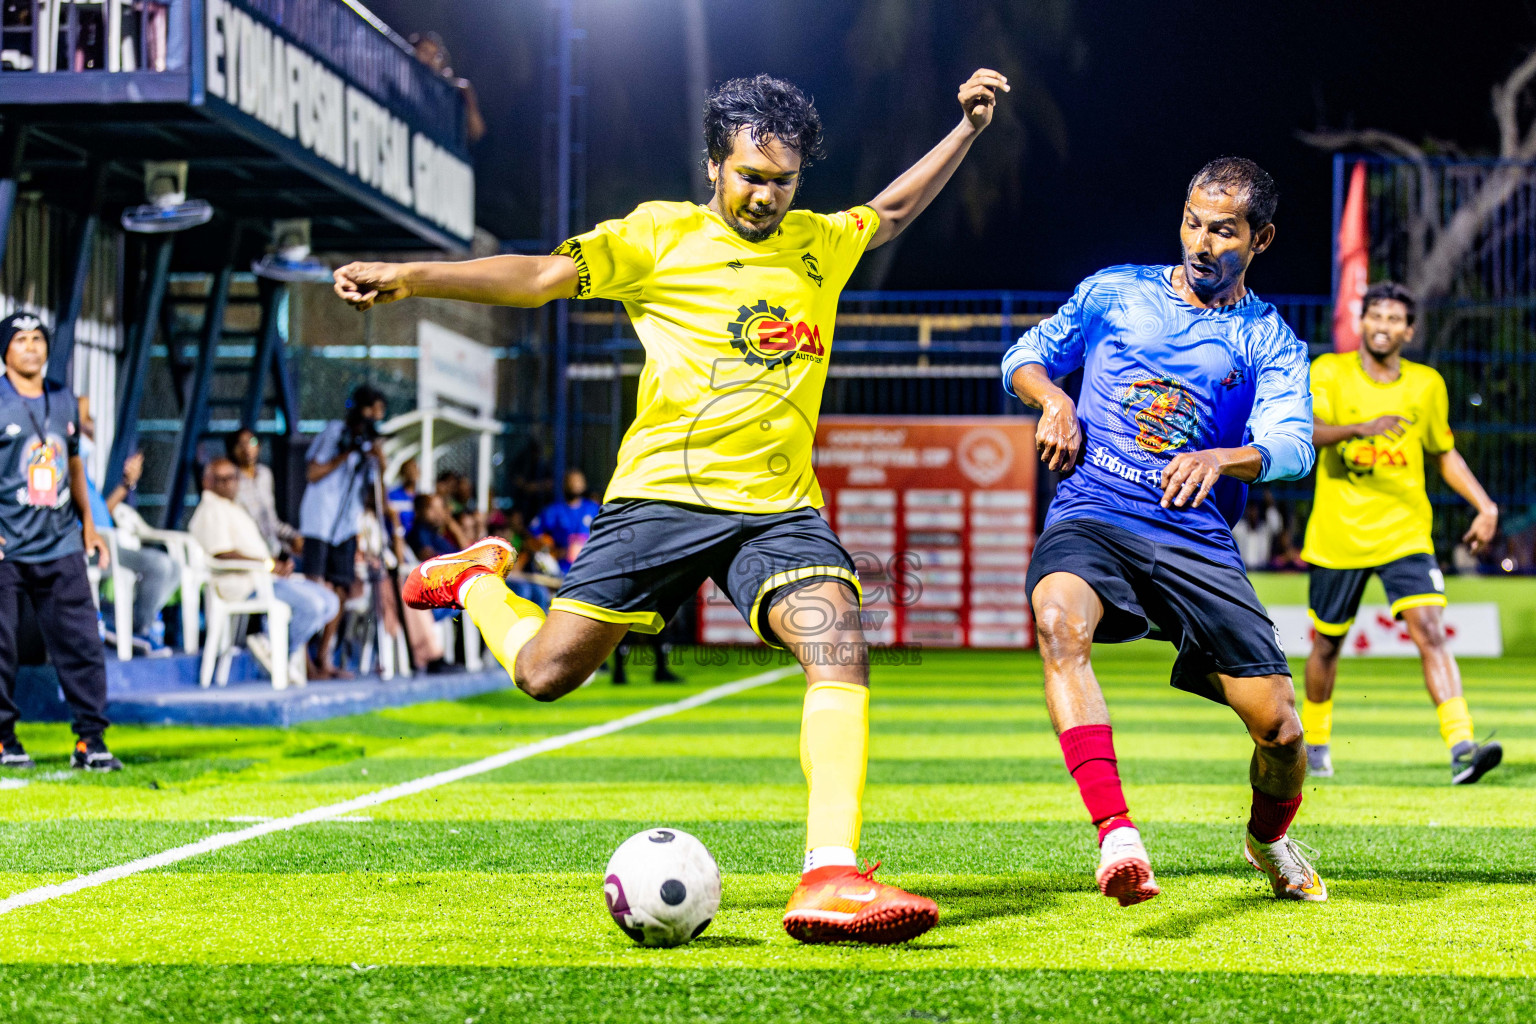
[368,0,1535,295]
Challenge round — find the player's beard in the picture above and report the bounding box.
[714,179,782,243]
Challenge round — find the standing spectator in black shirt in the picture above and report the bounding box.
[0,313,121,771]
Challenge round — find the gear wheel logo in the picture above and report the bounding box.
[728,298,796,370]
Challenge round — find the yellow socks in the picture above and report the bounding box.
[463,574,545,681]
[1301,699,1333,747]
[799,681,869,863]
[1436,696,1475,749]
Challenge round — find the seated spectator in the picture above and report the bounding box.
[406,493,469,560]
[388,458,419,535]
[1232,494,1283,571]
[532,468,600,573]
[78,397,176,654]
[227,429,302,562]
[189,459,339,683]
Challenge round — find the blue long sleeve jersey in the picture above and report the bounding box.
[1001,265,1314,570]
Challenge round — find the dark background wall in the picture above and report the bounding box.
[367,0,1535,294]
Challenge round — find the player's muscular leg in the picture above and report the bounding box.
[514,612,632,702]
[767,579,868,686]
[1401,605,1463,705]
[1220,673,1305,799]
[1032,572,1108,733]
[1304,632,1345,704]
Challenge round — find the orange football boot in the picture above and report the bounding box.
[782,862,938,945]
[402,537,516,610]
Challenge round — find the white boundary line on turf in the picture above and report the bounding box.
[0,664,803,916]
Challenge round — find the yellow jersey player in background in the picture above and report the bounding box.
[334,70,1011,944]
[1300,281,1502,784]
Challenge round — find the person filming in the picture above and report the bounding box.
[297,385,402,677]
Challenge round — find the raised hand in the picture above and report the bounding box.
[334,262,412,312]
[958,68,1010,132]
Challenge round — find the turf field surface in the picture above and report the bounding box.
[0,645,1532,1023]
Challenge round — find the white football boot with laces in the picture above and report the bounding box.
[1096,824,1161,906]
[1244,832,1328,901]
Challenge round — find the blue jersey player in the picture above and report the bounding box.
[1002,158,1324,908]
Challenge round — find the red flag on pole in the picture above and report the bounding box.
[1333,161,1369,353]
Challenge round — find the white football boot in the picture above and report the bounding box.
[1244,832,1328,901]
[1306,743,1334,778]
[1096,824,1161,906]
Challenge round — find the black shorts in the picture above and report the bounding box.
[550,499,860,648]
[301,535,357,590]
[1308,553,1445,636]
[1025,518,1290,704]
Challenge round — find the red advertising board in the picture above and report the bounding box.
[698,416,1038,648]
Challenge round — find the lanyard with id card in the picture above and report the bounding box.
[10,381,63,508]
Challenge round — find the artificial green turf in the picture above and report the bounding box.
[0,646,1532,1021]
[0,965,1531,1024]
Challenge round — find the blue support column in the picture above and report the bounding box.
[106,236,174,490]
[242,279,284,429]
[1330,153,1345,305]
[546,0,585,488]
[48,163,109,387]
[163,260,234,527]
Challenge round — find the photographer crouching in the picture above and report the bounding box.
[297,385,404,678]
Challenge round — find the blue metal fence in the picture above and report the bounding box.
[562,289,1334,490]
[1334,154,1536,561]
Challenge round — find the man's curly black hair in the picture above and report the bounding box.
[703,74,825,170]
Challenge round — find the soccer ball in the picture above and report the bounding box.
[602,827,721,947]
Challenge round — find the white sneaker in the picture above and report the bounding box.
[1244,832,1328,901]
[246,634,275,678]
[1096,824,1161,906]
[288,649,308,686]
[1306,743,1334,778]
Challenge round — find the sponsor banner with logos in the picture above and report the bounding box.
[698,416,1037,648]
[1268,603,1502,657]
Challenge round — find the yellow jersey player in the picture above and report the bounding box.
[1301,281,1502,784]
[334,70,1010,944]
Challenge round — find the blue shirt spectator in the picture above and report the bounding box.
[531,468,600,573]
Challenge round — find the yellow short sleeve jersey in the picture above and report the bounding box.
[553,201,879,513]
[1301,352,1455,568]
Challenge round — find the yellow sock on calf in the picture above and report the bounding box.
[799,681,869,871]
[1436,696,1475,749]
[463,574,546,680]
[1301,699,1333,747]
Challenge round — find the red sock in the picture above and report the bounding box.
[1059,724,1129,829]
[1248,788,1303,843]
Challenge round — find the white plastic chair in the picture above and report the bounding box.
[200,558,293,690]
[133,526,207,654]
[97,529,137,661]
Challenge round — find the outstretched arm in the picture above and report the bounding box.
[333,254,579,312]
[1312,414,1408,447]
[1438,449,1498,553]
[865,68,1009,250]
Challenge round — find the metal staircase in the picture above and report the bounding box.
[110,258,300,528]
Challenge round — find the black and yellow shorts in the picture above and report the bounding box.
[550,499,860,647]
[1307,553,1446,637]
